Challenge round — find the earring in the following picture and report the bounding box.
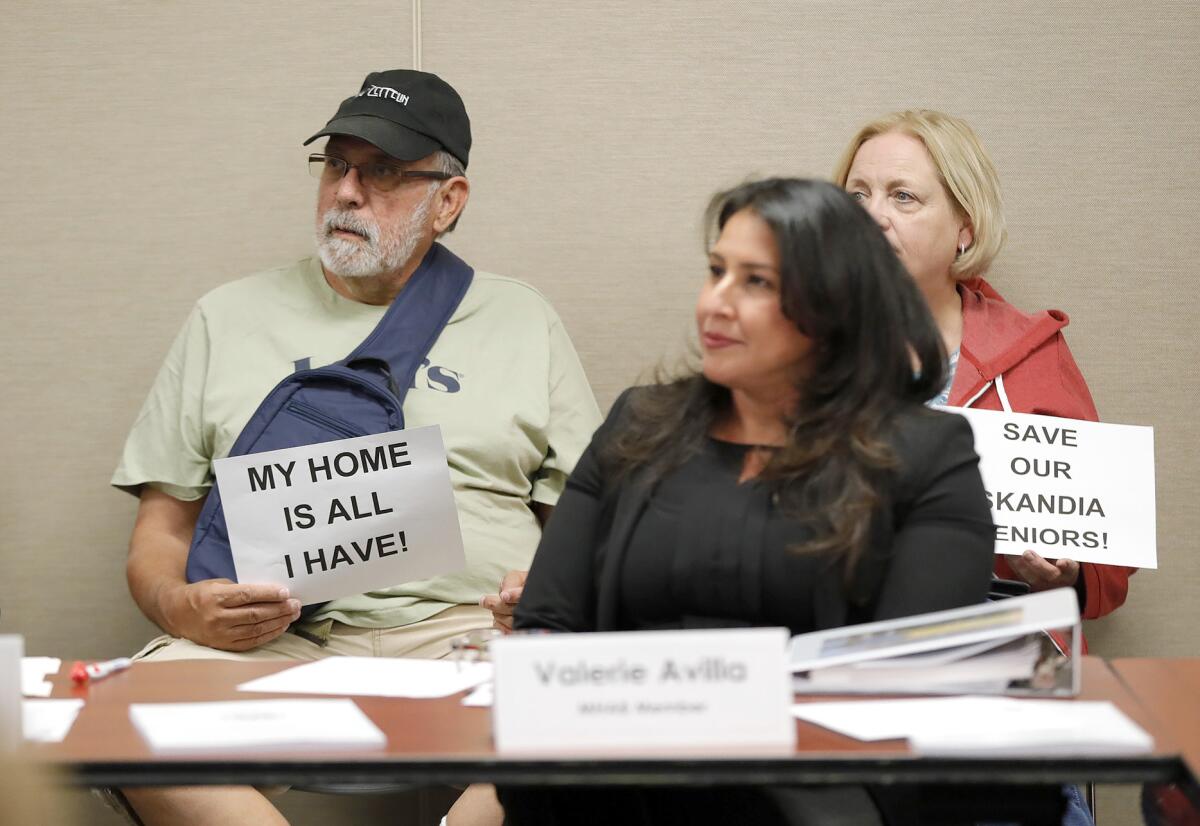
[958,242,967,257]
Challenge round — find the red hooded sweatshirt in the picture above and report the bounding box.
[948,277,1135,635]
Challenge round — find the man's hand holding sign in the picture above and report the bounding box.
[129,490,303,652]
[214,425,466,607]
[162,579,300,653]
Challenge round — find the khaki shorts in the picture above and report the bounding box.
[133,603,492,663]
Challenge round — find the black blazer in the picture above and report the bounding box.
[516,387,995,635]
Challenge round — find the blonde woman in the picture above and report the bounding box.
[833,110,1134,643]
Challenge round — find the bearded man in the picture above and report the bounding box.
[108,70,599,825]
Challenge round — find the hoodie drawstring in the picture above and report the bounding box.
[963,373,1014,412]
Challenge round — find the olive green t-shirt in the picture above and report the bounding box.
[113,256,601,628]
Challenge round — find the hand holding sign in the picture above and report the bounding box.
[214,426,467,605]
[1005,551,1080,591]
[163,580,301,652]
[481,570,527,633]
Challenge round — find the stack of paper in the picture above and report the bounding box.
[800,635,1041,695]
[129,699,386,752]
[792,696,1153,755]
[790,590,1079,696]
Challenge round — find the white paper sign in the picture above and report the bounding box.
[945,407,1156,568]
[215,425,466,605]
[491,628,795,754]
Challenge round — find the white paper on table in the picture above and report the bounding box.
[129,699,385,752]
[23,699,83,742]
[793,696,986,741]
[21,657,61,697]
[236,657,493,699]
[793,696,1153,754]
[461,682,493,707]
[909,699,1154,755]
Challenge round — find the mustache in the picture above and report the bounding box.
[320,209,378,245]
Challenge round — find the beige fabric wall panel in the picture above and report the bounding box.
[1,0,1196,669]
[423,0,1198,659]
[0,3,1195,823]
[0,1,413,658]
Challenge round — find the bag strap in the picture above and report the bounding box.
[344,242,474,403]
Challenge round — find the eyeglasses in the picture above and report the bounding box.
[307,153,453,193]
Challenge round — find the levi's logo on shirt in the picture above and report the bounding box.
[291,357,462,394]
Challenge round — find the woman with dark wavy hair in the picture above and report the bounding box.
[497,179,996,825]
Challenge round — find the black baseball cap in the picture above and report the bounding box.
[305,70,471,169]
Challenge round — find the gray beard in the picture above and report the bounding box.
[315,191,435,279]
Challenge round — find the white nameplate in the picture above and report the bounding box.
[214,425,466,605]
[491,627,795,754]
[0,635,23,752]
[942,406,1156,568]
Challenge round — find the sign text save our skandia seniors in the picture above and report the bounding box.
[942,407,1156,569]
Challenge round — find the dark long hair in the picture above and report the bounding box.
[603,178,947,582]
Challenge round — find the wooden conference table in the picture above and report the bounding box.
[1111,658,1200,796]
[24,656,1198,792]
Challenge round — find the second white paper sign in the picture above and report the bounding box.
[945,407,1156,568]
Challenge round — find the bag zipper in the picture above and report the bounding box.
[285,401,369,440]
